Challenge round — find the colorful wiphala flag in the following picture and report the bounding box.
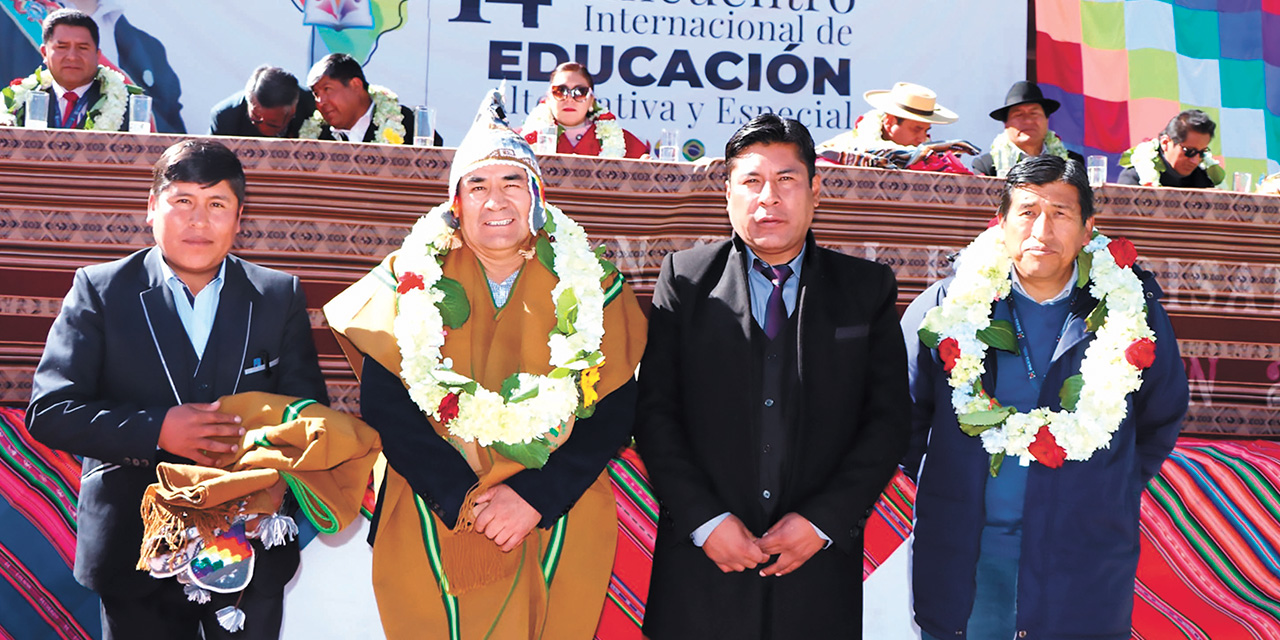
[1036,0,1280,182]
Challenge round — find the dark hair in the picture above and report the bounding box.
[245,66,301,109]
[997,155,1094,223]
[151,140,247,209]
[1162,109,1216,144]
[42,8,99,49]
[724,113,817,180]
[306,53,367,91]
[551,62,594,89]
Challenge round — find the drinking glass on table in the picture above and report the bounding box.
[659,129,680,162]
[1086,155,1107,188]
[1233,172,1254,193]
[24,91,49,129]
[535,126,558,154]
[128,94,152,133]
[413,106,436,147]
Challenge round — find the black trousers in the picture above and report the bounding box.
[99,541,297,640]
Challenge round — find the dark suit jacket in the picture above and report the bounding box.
[972,147,1085,176]
[27,248,328,595]
[634,235,912,640]
[317,104,429,144]
[209,90,317,138]
[1116,163,1216,188]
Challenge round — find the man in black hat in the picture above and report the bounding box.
[972,81,1084,178]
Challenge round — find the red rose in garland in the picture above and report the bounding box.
[1107,237,1137,269]
[397,272,425,294]
[1028,425,1066,468]
[1124,338,1156,369]
[437,393,460,425]
[938,337,961,373]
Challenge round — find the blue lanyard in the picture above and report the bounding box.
[1005,289,1077,381]
[57,92,90,129]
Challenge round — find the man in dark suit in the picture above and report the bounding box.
[634,114,912,639]
[27,140,328,640]
[209,65,316,138]
[1,4,184,132]
[303,53,430,145]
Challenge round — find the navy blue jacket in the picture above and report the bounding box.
[901,268,1188,640]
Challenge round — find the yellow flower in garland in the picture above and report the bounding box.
[382,126,404,145]
[579,365,601,407]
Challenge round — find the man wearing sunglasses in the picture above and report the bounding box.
[1118,109,1219,188]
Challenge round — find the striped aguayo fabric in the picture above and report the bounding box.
[3,406,1278,639]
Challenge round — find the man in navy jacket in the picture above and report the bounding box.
[901,155,1188,640]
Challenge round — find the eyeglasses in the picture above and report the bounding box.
[550,85,591,102]
[1180,145,1210,159]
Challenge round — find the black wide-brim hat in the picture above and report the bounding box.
[990,81,1061,122]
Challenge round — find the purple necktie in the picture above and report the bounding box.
[754,260,792,340]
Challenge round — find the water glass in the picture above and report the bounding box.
[535,126,558,154]
[659,129,680,162]
[128,94,152,133]
[24,90,49,129]
[1233,172,1253,193]
[413,106,436,147]
[1086,155,1107,188]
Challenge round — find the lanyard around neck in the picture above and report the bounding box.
[1005,289,1077,381]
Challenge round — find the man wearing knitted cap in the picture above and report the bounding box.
[324,88,646,639]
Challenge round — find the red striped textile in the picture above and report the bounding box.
[4,402,1279,639]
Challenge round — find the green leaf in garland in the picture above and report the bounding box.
[599,257,619,279]
[989,452,1005,477]
[542,216,557,234]
[498,374,540,403]
[555,288,579,334]
[918,326,942,349]
[535,236,557,276]
[575,400,597,419]
[1076,250,1092,289]
[492,438,553,469]
[1085,298,1108,333]
[1059,374,1085,411]
[958,406,1015,436]
[433,277,470,329]
[976,320,1019,354]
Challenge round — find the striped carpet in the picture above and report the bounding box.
[3,407,1277,639]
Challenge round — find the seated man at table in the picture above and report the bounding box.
[971,81,1084,178]
[815,81,976,173]
[1,8,140,130]
[301,53,441,145]
[1117,110,1223,188]
[209,65,315,138]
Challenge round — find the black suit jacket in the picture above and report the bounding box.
[972,148,1085,176]
[634,235,911,640]
[317,104,435,144]
[27,248,328,594]
[209,90,317,138]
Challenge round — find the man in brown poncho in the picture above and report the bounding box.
[324,88,646,639]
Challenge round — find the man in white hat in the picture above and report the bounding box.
[815,82,977,172]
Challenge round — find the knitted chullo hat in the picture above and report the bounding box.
[447,86,547,232]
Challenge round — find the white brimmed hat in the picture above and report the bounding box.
[863,82,958,125]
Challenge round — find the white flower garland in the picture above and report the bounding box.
[392,202,606,448]
[989,129,1069,178]
[1121,138,1224,187]
[521,100,626,158]
[919,227,1156,468]
[299,84,406,144]
[3,65,132,131]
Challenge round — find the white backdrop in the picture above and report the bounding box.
[112,0,1025,153]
